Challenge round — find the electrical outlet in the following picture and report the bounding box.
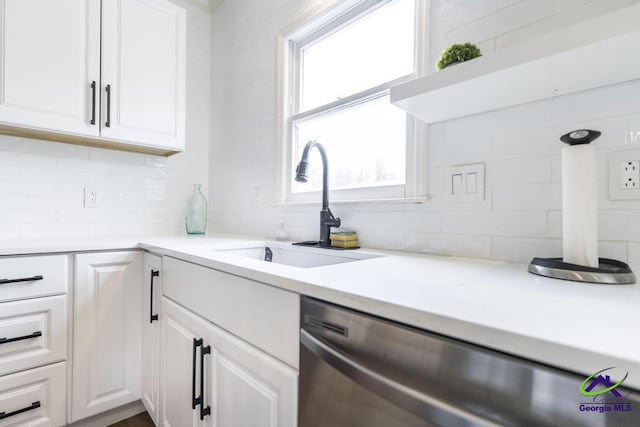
[84,187,98,208]
[609,150,640,200]
[621,160,640,189]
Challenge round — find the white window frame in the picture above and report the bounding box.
[276,0,430,204]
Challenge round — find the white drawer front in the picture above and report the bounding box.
[163,256,300,368]
[0,256,68,303]
[0,296,67,377]
[0,362,66,427]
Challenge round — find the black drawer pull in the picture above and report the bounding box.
[150,270,159,323]
[0,401,41,420]
[105,84,111,127]
[199,344,211,420]
[90,81,96,125]
[0,331,42,345]
[192,338,203,409]
[0,275,43,285]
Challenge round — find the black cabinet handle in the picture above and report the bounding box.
[90,81,96,125]
[0,331,42,345]
[199,344,211,420]
[0,401,41,420]
[105,84,111,127]
[149,270,159,323]
[192,338,203,409]
[0,275,43,285]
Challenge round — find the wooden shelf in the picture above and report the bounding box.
[391,4,640,124]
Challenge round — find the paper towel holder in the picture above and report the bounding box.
[528,128,635,284]
[528,257,635,284]
[559,129,601,145]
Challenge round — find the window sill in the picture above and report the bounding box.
[271,196,429,207]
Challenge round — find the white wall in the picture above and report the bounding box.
[209,0,640,265]
[0,2,210,240]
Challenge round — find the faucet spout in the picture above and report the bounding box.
[295,140,340,247]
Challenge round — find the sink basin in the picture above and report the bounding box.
[213,243,382,268]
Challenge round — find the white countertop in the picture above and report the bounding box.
[2,234,639,390]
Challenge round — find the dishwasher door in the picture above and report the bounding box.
[299,297,640,427]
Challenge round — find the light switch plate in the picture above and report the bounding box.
[609,149,640,200]
[446,163,485,202]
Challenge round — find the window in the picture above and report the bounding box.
[278,0,428,203]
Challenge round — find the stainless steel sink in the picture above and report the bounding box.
[213,242,382,268]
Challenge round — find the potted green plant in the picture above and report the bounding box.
[436,43,482,70]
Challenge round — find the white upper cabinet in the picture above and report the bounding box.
[0,0,185,155]
[101,0,186,151]
[0,0,100,136]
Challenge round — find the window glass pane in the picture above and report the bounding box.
[301,0,415,111]
[292,95,406,193]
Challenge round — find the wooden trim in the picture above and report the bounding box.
[0,124,180,157]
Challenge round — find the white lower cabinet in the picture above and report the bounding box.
[210,315,298,427]
[160,297,210,427]
[0,362,66,427]
[141,253,162,425]
[72,251,143,422]
[160,297,298,427]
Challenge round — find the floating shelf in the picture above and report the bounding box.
[391,4,640,124]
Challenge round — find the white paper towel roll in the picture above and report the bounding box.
[562,143,598,267]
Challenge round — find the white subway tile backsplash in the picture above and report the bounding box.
[446,0,554,45]
[21,139,91,159]
[551,80,640,125]
[599,211,640,241]
[0,165,21,180]
[358,231,405,251]
[554,0,592,14]
[440,1,498,33]
[442,211,547,236]
[546,210,562,238]
[497,0,522,9]
[628,113,640,145]
[497,0,632,48]
[0,151,58,169]
[405,232,491,259]
[493,183,561,211]
[487,157,551,186]
[598,241,627,261]
[627,242,640,271]
[429,136,491,168]
[492,237,561,263]
[491,128,558,161]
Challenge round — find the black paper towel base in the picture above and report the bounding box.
[528,257,635,284]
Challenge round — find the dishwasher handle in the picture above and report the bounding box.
[301,329,499,427]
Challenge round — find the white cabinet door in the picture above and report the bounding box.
[160,297,210,427]
[101,0,186,151]
[205,322,298,427]
[72,251,143,422]
[142,253,162,425]
[0,0,100,136]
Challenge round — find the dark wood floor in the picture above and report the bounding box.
[108,412,155,427]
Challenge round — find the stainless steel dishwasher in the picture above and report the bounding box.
[299,297,640,427]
